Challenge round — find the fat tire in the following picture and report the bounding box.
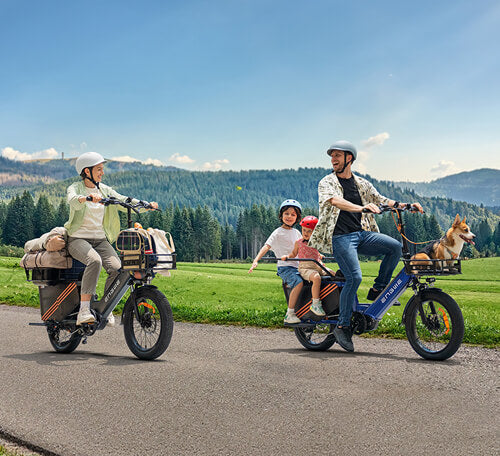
[47,327,81,353]
[123,287,174,360]
[405,290,464,361]
[294,324,336,351]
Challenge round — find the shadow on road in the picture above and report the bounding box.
[4,350,168,366]
[261,347,461,365]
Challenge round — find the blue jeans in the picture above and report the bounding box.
[332,231,402,327]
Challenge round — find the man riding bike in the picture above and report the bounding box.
[309,140,423,352]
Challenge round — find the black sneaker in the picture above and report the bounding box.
[333,326,354,352]
[367,287,382,301]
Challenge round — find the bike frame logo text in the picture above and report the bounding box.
[104,279,121,303]
[381,278,403,304]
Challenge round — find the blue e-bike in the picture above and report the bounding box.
[274,204,464,361]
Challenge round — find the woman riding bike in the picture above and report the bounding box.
[65,152,158,326]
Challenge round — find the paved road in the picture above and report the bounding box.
[0,305,498,456]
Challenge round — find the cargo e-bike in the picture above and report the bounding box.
[27,197,176,360]
[269,204,464,361]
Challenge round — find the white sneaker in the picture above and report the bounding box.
[284,312,301,324]
[76,308,95,325]
[107,313,116,327]
[310,303,326,316]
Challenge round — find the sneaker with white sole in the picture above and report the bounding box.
[310,303,326,316]
[284,312,301,324]
[76,308,95,325]
[107,313,116,327]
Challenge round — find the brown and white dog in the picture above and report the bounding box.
[411,214,476,268]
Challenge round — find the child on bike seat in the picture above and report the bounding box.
[281,216,334,317]
[248,199,304,324]
[65,152,158,326]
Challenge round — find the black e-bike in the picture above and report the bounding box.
[28,197,175,360]
[272,204,464,361]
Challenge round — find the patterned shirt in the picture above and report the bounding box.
[309,172,391,254]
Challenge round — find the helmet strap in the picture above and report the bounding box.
[84,167,100,189]
[336,151,354,175]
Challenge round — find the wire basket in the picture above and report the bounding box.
[118,252,176,271]
[403,258,462,276]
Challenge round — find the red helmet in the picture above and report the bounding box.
[300,216,318,229]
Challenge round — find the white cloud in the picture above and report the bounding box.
[143,158,164,167]
[430,160,459,177]
[112,155,141,163]
[355,132,390,174]
[202,159,230,170]
[169,153,195,164]
[361,132,390,148]
[112,155,164,167]
[1,146,60,161]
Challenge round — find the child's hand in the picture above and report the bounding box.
[248,261,259,273]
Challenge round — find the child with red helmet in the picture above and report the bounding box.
[249,199,304,324]
[281,216,334,317]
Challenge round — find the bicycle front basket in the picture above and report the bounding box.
[116,229,154,270]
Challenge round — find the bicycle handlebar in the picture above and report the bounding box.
[361,203,422,214]
[85,196,160,213]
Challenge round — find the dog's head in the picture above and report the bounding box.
[452,214,476,245]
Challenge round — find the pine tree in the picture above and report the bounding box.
[34,194,55,237]
[53,199,70,227]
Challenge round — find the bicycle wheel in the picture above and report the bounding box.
[47,325,81,353]
[405,290,464,361]
[122,287,174,360]
[294,323,336,351]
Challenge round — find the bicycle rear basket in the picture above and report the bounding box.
[403,258,462,276]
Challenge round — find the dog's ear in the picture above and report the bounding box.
[453,214,460,226]
[462,216,467,223]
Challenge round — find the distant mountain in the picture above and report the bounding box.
[0,156,179,196]
[393,168,499,207]
[1,162,498,231]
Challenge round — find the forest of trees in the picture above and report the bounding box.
[1,191,499,261]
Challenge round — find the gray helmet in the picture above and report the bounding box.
[326,140,357,160]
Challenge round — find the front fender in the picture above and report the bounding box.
[402,287,443,325]
[120,284,159,323]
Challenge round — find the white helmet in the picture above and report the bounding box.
[75,152,106,175]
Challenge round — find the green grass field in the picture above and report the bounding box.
[1,256,498,347]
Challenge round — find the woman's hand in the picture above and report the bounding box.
[149,201,159,210]
[88,193,102,203]
[248,261,259,273]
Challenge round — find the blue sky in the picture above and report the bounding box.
[1,0,499,181]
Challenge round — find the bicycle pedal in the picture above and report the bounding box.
[82,337,88,345]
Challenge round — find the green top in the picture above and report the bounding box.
[64,181,144,243]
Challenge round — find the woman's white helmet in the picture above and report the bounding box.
[75,152,106,175]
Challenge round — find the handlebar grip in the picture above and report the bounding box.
[86,196,93,201]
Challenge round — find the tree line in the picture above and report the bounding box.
[1,191,499,260]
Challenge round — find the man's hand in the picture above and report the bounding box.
[361,203,381,213]
[248,261,259,273]
[410,202,424,213]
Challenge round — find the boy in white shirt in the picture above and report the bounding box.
[248,199,304,324]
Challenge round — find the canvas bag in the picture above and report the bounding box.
[147,228,175,276]
[20,250,73,269]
